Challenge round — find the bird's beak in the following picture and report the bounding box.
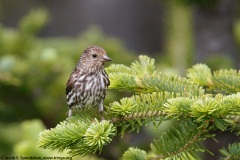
[102,55,112,62]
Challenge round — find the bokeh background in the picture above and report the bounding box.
[1,0,240,159]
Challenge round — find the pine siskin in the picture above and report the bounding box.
[66,45,112,121]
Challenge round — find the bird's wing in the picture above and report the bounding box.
[66,73,76,95]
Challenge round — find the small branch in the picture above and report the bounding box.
[153,123,208,160]
[109,111,168,123]
[109,111,240,126]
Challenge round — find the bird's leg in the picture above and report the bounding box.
[99,103,105,120]
[66,108,73,124]
[100,110,105,120]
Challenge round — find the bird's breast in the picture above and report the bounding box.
[78,70,108,108]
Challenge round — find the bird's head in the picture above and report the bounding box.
[78,45,112,69]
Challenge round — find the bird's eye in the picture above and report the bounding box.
[92,54,97,58]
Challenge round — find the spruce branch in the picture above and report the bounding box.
[38,115,115,156]
[105,91,240,151]
[187,64,240,94]
[122,147,147,160]
[106,91,240,136]
[163,93,240,131]
[106,56,204,96]
[186,63,213,86]
[219,142,240,160]
[212,69,240,94]
[150,120,209,160]
[130,55,155,75]
[106,92,174,134]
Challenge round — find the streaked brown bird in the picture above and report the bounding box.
[66,46,112,121]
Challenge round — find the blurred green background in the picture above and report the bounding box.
[0,0,240,159]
